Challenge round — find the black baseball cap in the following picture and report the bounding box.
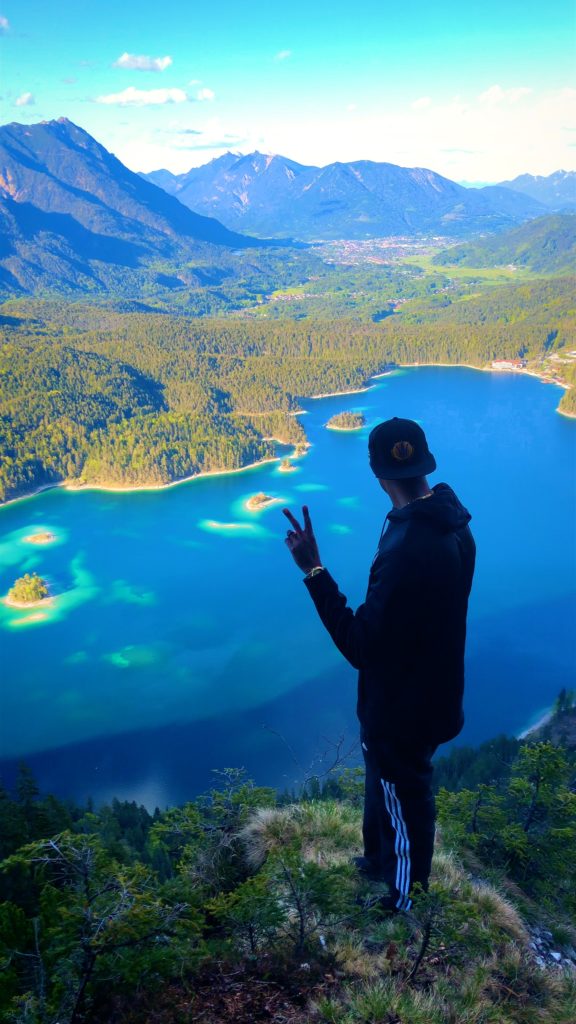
[368,417,437,480]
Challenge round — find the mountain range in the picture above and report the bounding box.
[141,151,554,241]
[0,119,279,295]
[497,170,576,211]
[0,118,573,298]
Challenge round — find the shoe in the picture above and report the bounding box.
[355,891,399,915]
[352,860,402,915]
[372,894,400,915]
[352,856,386,881]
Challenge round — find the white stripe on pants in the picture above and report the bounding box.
[381,779,412,911]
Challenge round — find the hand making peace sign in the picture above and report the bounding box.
[282,505,322,574]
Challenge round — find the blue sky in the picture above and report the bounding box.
[1,0,574,180]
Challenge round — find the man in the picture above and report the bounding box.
[283,416,475,912]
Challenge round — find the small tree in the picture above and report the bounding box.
[262,843,356,959]
[554,687,575,715]
[326,411,365,430]
[207,872,284,955]
[7,574,49,605]
[437,742,576,913]
[150,769,276,892]
[1,832,201,1024]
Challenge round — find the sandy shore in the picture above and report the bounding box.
[0,456,285,508]
[400,361,489,372]
[3,595,54,610]
[245,494,283,512]
[2,483,58,508]
[517,709,554,740]
[23,532,56,545]
[309,385,375,399]
[66,456,283,494]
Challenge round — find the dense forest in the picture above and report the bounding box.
[0,254,574,502]
[0,701,574,1023]
[6,573,49,605]
[432,214,576,274]
[326,412,366,430]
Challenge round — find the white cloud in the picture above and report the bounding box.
[109,85,576,181]
[96,86,188,106]
[114,116,251,172]
[0,14,9,32]
[411,96,432,110]
[478,84,532,106]
[346,103,357,112]
[274,50,292,61]
[243,86,576,182]
[366,87,573,180]
[15,92,35,107]
[114,52,172,73]
[196,87,215,101]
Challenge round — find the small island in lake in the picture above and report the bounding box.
[326,411,366,431]
[246,492,281,511]
[6,572,51,608]
[23,531,56,545]
[278,458,296,473]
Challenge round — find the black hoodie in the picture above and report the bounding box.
[304,483,476,746]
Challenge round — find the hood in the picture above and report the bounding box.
[387,483,472,533]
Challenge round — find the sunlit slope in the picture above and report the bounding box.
[433,214,576,274]
[1,271,574,503]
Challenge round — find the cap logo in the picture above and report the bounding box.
[391,440,414,461]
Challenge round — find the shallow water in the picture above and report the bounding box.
[0,367,574,806]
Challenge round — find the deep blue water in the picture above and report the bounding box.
[0,367,574,807]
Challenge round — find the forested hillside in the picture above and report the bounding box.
[0,703,574,1023]
[433,214,576,273]
[1,267,574,503]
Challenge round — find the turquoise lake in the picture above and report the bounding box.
[0,367,575,808]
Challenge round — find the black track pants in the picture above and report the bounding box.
[360,733,437,911]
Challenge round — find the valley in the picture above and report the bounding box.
[0,119,574,506]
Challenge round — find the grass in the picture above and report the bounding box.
[398,254,537,280]
[236,803,576,1024]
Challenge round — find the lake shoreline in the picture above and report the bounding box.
[517,708,554,740]
[308,384,375,399]
[3,594,54,610]
[0,455,284,509]
[24,532,56,545]
[1,362,572,509]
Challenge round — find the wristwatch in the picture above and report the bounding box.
[305,566,325,579]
